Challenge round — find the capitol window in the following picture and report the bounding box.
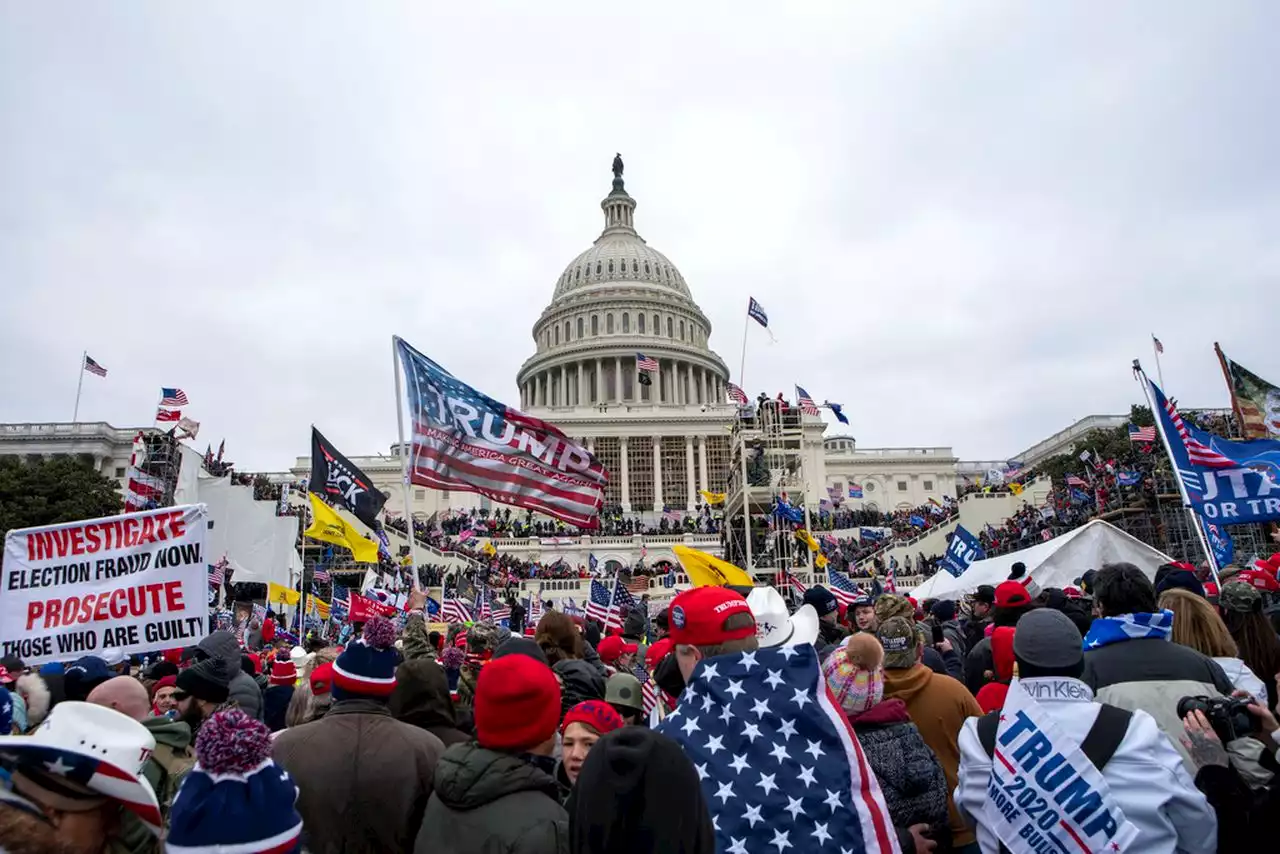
[667,317,673,337]
[554,326,560,345]
[575,267,580,281]
[680,320,685,340]
[633,260,639,273]
[622,313,630,333]
[644,261,650,274]
[865,482,876,492]
[638,313,646,333]
[897,481,907,491]
[608,260,614,274]
[596,262,602,275]
[577,317,584,338]
[924,480,934,491]
[607,314,614,334]
[564,321,571,341]
[592,315,599,335]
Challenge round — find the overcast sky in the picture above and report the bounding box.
[3,3,1277,471]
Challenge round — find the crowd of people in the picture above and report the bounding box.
[5,553,1280,853]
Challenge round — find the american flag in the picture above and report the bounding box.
[331,587,349,622]
[476,589,492,622]
[159,387,189,406]
[776,568,808,596]
[1153,335,1164,355]
[655,646,899,854]
[586,578,630,630]
[1066,475,1089,487]
[1128,424,1156,444]
[636,352,659,372]
[208,558,227,587]
[313,568,330,583]
[883,563,897,594]
[396,337,608,529]
[441,594,474,624]
[83,354,107,377]
[795,385,821,417]
[727,382,749,406]
[155,409,182,422]
[826,566,862,605]
[640,668,660,717]
[1152,380,1237,469]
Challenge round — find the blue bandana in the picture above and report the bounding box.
[1082,610,1173,651]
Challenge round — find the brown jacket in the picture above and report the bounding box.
[883,663,982,848]
[274,698,445,854]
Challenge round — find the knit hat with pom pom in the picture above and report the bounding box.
[332,616,399,701]
[166,707,302,853]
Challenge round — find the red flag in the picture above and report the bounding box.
[156,409,182,422]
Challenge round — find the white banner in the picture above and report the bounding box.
[983,679,1138,854]
[2,505,209,666]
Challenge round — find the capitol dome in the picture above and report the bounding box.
[516,156,730,415]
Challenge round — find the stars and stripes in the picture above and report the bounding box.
[396,337,608,529]
[159,387,189,406]
[441,594,474,624]
[1065,475,1089,488]
[655,646,898,854]
[1159,391,1236,468]
[585,577,634,630]
[313,568,331,583]
[1152,335,1164,355]
[636,352,659,373]
[1128,424,1156,443]
[883,564,897,594]
[795,386,821,417]
[727,382,749,406]
[826,567,861,605]
[155,409,182,422]
[207,558,227,588]
[83,355,107,377]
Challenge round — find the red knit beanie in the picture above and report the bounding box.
[474,654,561,753]
[559,700,625,737]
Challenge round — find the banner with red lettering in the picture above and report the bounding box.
[2,505,209,666]
[347,592,400,622]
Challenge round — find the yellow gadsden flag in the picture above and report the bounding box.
[304,493,379,563]
[267,582,300,607]
[699,490,726,506]
[481,541,497,557]
[672,545,755,588]
[1008,482,1025,496]
[794,529,821,553]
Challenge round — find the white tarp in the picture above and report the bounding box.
[191,476,297,588]
[912,519,1173,600]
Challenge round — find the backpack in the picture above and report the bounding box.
[148,742,197,815]
[974,704,1132,854]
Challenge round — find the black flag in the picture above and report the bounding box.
[309,428,388,530]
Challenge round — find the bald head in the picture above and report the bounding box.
[86,676,151,722]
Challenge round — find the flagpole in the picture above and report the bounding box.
[72,350,86,423]
[738,303,750,391]
[1134,363,1219,583]
[392,336,423,590]
[1151,335,1165,389]
[739,440,752,573]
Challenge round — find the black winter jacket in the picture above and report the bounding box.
[849,699,949,836]
[415,743,568,854]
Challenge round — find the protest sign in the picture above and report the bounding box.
[940,525,985,577]
[983,680,1139,853]
[2,505,209,666]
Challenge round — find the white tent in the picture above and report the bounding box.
[912,519,1174,600]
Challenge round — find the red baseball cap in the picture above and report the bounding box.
[645,637,674,670]
[597,635,638,664]
[1237,568,1280,593]
[668,587,755,647]
[994,581,1032,609]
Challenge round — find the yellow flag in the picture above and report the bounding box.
[482,541,497,557]
[304,493,379,563]
[267,582,300,607]
[673,545,755,588]
[1009,482,1024,496]
[311,598,331,620]
[794,529,820,552]
[815,554,829,569]
[699,490,726,506]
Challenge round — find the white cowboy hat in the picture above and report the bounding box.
[747,587,820,648]
[0,701,162,836]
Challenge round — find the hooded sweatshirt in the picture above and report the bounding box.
[197,631,263,720]
[882,663,982,848]
[553,660,606,719]
[141,716,195,812]
[389,659,471,746]
[567,727,715,854]
[974,627,1015,713]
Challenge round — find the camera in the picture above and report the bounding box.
[1177,695,1256,743]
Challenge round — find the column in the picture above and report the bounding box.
[675,363,683,405]
[536,374,543,407]
[614,356,622,402]
[620,437,631,512]
[685,436,696,510]
[697,435,709,493]
[652,435,664,511]
[701,369,710,405]
[577,362,586,406]
[595,358,604,403]
[560,365,568,407]
[587,437,595,454]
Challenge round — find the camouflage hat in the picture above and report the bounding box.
[1218,581,1261,614]
[874,594,914,625]
[877,616,923,669]
[466,622,500,653]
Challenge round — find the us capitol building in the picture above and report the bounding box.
[1,159,965,566]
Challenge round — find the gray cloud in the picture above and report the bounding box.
[2,2,1277,470]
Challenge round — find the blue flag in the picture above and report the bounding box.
[1202,519,1234,569]
[747,297,769,328]
[425,595,441,617]
[848,484,863,499]
[940,525,985,577]
[1070,488,1092,504]
[909,514,926,528]
[859,527,884,541]
[1149,376,1280,524]
[655,647,897,853]
[772,499,804,524]
[826,402,849,425]
[1115,471,1142,487]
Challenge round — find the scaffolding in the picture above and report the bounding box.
[124,428,184,511]
[722,401,816,579]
